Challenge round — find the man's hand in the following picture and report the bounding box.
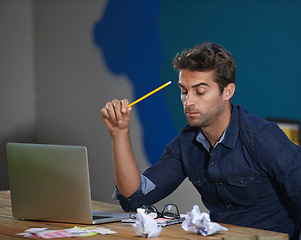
[101,99,132,133]
[100,99,140,197]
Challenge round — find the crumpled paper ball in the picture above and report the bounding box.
[181,205,227,236]
[133,208,162,238]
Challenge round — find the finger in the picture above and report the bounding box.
[112,99,123,123]
[120,99,130,113]
[101,106,109,119]
[104,101,118,123]
[120,99,131,122]
[101,105,117,130]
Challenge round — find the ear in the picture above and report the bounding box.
[223,83,235,101]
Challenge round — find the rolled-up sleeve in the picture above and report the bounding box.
[112,175,157,212]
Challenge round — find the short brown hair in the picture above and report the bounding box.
[173,43,236,93]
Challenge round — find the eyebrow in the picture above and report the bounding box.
[177,82,209,89]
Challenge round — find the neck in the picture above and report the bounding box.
[202,104,232,147]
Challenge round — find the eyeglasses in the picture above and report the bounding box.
[130,204,180,220]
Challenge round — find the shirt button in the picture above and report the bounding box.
[240,180,244,184]
[227,204,232,208]
[219,182,222,186]
[211,162,216,166]
[196,179,200,184]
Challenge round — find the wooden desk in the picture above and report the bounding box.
[0,191,288,239]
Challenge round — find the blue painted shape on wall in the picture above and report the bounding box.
[93,0,177,165]
[94,0,301,164]
[159,0,301,129]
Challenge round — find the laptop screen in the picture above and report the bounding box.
[7,143,96,224]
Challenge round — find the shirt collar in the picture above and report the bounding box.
[196,127,227,152]
[223,104,239,149]
[196,104,239,150]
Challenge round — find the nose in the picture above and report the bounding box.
[184,92,194,107]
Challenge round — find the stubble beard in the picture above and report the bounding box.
[185,104,224,129]
[186,114,210,128]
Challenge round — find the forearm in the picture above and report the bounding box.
[111,129,141,198]
[101,99,141,197]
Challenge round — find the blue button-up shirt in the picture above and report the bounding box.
[115,105,301,239]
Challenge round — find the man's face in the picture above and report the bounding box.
[177,69,227,128]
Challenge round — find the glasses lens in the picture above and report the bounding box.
[162,204,179,219]
[143,206,158,218]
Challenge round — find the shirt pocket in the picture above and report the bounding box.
[225,175,256,201]
[189,175,207,186]
[227,175,254,187]
[188,173,217,202]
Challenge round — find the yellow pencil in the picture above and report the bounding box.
[128,81,171,108]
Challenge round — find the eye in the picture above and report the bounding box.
[181,90,187,95]
[179,87,187,95]
[196,88,206,96]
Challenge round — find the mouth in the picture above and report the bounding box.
[185,111,199,117]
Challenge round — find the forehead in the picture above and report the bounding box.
[178,70,216,87]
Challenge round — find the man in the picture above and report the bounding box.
[101,43,301,239]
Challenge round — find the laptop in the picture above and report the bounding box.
[6,142,129,224]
